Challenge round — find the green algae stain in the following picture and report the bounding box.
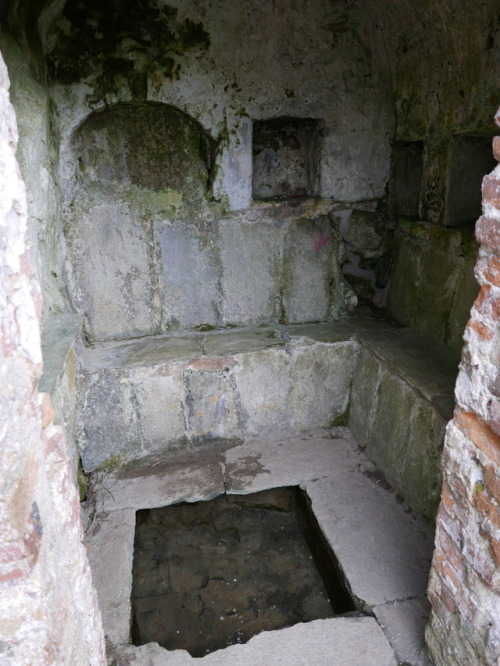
[99,454,126,472]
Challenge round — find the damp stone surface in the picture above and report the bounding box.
[131,487,353,657]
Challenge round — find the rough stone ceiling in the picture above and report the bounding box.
[4,0,499,45]
[3,0,500,135]
[3,0,499,85]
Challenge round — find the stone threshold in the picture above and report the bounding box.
[85,429,434,666]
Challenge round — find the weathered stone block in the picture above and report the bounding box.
[66,201,159,342]
[349,338,448,520]
[158,222,221,329]
[183,366,241,443]
[387,222,479,357]
[343,210,388,258]
[319,119,391,201]
[130,366,186,453]
[77,370,141,472]
[213,118,253,211]
[84,509,136,646]
[368,368,415,489]
[373,598,432,666]
[219,219,280,325]
[348,346,381,450]
[386,230,424,328]
[289,340,357,431]
[402,400,446,519]
[282,216,336,323]
[232,347,291,436]
[413,242,462,344]
[447,253,479,356]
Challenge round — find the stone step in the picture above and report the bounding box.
[76,324,358,472]
[75,315,457,520]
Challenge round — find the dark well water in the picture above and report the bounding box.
[131,487,356,657]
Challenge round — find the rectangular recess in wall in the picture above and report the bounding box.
[389,141,424,218]
[445,134,497,226]
[252,118,320,200]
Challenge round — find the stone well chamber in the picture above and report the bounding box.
[4,0,499,663]
[36,0,481,542]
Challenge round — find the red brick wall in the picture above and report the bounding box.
[0,52,106,664]
[426,119,500,665]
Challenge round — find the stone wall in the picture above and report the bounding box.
[380,0,500,227]
[0,31,70,324]
[46,0,394,210]
[76,330,357,472]
[426,131,500,664]
[0,50,105,664]
[65,102,357,342]
[378,1,499,353]
[386,221,479,359]
[40,0,395,343]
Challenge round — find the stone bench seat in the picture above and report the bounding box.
[72,315,458,520]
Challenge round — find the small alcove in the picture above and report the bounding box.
[445,134,497,226]
[252,118,320,200]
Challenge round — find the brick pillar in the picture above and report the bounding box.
[0,51,106,664]
[426,117,500,665]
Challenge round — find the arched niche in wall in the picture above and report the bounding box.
[74,102,216,197]
[65,102,217,343]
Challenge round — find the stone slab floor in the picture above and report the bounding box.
[85,428,435,666]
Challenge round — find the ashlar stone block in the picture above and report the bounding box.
[158,222,221,330]
[349,345,447,520]
[447,253,479,356]
[77,369,142,472]
[343,210,388,259]
[289,340,357,431]
[183,366,241,444]
[282,215,337,323]
[129,366,187,454]
[367,368,415,490]
[219,218,280,325]
[387,222,479,357]
[412,243,462,345]
[348,346,381,451]
[401,399,446,519]
[386,231,424,329]
[66,201,159,342]
[232,347,291,436]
